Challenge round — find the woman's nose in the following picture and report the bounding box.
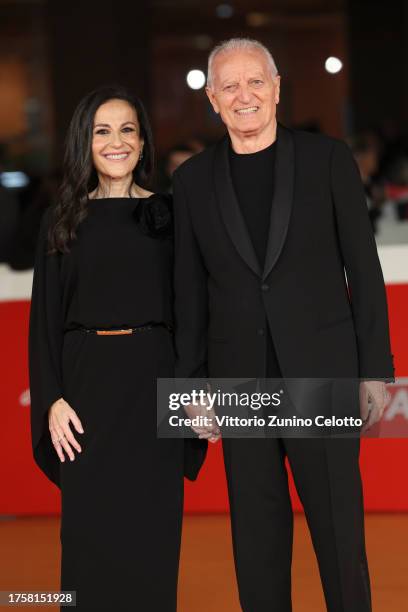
[110,131,124,147]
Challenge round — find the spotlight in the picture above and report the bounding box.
[0,171,29,188]
[325,57,343,74]
[186,69,206,90]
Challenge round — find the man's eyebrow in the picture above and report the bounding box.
[219,72,265,86]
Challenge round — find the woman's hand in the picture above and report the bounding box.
[48,398,84,462]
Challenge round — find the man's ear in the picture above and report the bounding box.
[205,87,220,114]
[274,75,281,105]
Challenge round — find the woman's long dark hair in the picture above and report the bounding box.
[48,85,154,253]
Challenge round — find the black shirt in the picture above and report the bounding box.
[229,140,281,377]
[229,140,277,267]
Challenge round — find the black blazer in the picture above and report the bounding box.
[173,123,394,382]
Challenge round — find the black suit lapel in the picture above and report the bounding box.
[262,124,295,280]
[213,135,261,277]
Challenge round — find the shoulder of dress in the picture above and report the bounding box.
[132,193,173,239]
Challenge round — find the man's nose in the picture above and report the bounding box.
[237,85,251,103]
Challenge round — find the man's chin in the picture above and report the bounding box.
[231,124,263,138]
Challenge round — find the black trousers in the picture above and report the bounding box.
[221,334,371,612]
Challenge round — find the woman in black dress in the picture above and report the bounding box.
[29,86,185,611]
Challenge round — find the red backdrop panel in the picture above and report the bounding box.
[1,283,407,515]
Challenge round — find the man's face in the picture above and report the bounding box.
[206,49,280,140]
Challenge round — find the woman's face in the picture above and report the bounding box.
[92,98,143,180]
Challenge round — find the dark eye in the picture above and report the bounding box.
[122,127,135,133]
[95,128,109,135]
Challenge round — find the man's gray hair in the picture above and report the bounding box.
[207,37,278,88]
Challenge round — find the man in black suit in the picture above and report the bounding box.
[173,37,394,612]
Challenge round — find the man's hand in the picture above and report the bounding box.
[184,397,221,444]
[359,381,391,433]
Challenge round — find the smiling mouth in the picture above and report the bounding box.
[103,153,130,160]
[235,106,259,115]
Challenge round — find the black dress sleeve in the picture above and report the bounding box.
[29,208,63,486]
